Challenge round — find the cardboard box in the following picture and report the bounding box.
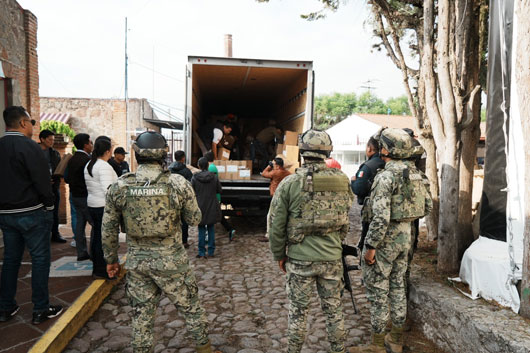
[284,145,299,163]
[238,168,251,180]
[276,143,285,155]
[225,162,239,180]
[284,131,298,146]
[218,147,231,161]
[214,160,226,179]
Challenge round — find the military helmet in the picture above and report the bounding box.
[133,131,168,163]
[298,129,333,159]
[377,128,414,159]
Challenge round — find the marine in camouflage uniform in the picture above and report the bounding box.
[102,132,211,353]
[268,129,354,353]
[350,128,432,353]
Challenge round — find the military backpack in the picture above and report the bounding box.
[121,170,178,238]
[286,166,352,244]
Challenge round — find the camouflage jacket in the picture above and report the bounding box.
[102,163,202,267]
[268,160,354,262]
[365,159,432,249]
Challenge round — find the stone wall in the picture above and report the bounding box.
[409,271,530,353]
[0,0,39,139]
[40,97,160,159]
[39,97,161,224]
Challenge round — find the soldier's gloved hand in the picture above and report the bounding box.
[278,257,287,274]
[364,249,376,266]
[107,263,120,278]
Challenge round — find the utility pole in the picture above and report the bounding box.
[360,79,377,94]
[125,17,129,126]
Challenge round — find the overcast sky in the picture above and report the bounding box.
[18,0,406,120]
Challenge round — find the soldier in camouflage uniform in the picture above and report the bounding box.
[349,128,432,353]
[102,131,212,353]
[268,129,355,353]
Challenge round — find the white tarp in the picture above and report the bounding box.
[459,236,521,312]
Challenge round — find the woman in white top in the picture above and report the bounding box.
[84,137,117,279]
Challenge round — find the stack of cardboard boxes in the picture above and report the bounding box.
[276,130,300,173]
[214,160,253,180]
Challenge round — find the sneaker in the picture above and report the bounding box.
[196,255,205,259]
[70,240,76,248]
[0,306,20,322]
[32,305,63,325]
[229,230,236,241]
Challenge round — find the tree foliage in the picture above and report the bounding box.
[314,92,411,129]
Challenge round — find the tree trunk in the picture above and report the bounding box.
[515,0,530,319]
[457,0,483,259]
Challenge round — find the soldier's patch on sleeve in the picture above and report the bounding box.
[358,171,364,178]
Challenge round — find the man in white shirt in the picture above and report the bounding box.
[212,122,233,160]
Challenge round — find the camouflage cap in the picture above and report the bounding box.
[378,128,414,159]
[298,129,333,159]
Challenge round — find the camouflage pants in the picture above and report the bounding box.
[126,263,209,352]
[286,259,345,353]
[362,221,411,334]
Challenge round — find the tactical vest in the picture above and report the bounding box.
[287,166,352,244]
[122,171,178,238]
[389,165,429,222]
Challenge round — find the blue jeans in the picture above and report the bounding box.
[69,193,77,235]
[0,208,52,312]
[198,224,215,257]
[72,196,92,257]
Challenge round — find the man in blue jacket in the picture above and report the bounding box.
[0,106,63,325]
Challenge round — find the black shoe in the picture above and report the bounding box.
[0,306,20,322]
[51,234,67,243]
[77,253,91,261]
[32,305,63,325]
[92,272,116,281]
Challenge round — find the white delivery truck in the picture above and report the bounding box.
[184,56,314,216]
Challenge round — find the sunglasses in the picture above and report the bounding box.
[22,118,36,126]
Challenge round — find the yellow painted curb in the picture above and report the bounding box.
[29,260,126,353]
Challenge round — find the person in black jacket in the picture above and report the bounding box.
[108,146,130,177]
[0,106,63,325]
[169,150,193,248]
[191,157,222,258]
[351,136,385,250]
[65,133,93,261]
[39,129,66,243]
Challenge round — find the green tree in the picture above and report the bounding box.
[386,95,411,115]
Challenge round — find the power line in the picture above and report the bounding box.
[129,61,184,83]
[148,99,184,111]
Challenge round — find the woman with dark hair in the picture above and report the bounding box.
[84,137,117,279]
[191,157,222,258]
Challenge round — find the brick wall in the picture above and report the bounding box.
[0,0,40,139]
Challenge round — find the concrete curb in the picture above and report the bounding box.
[28,267,126,353]
[408,271,530,353]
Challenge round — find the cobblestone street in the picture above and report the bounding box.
[64,204,441,353]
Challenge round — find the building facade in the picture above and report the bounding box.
[0,0,39,139]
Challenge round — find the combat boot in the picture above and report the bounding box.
[348,333,385,353]
[384,326,404,353]
[196,341,212,353]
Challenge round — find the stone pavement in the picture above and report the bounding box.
[64,203,442,353]
[0,224,90,353]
